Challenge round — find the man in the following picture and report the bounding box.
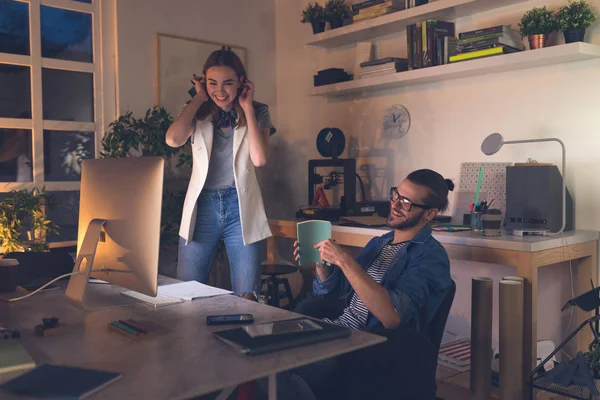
[297,168,454,334]
[269,169,455,400]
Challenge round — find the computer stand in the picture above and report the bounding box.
[64,219,137,311]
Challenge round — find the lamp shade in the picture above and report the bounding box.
[481,133,504,155]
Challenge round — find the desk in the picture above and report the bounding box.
[268,219,599,398]
[0,277,385,399]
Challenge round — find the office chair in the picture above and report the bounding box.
[427,279,457,400]
[428,279,457,359]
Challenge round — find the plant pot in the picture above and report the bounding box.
[564,28,586,43]
[528,34,548,50]
[329,18,344,29]
[311,21,326,34]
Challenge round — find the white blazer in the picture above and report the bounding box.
[179,116,272,246]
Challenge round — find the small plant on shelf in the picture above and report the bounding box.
[519,6,557,49]
[324,0,351,30]
[301,2,326,34]
[556,0,596,43]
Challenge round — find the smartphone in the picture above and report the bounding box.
[243,318,323,338]
[206,314,254,325]
[188,74,204,98]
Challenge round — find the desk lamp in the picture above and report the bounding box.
[481,133,566,235]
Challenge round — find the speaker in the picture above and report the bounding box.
[505,165,573,233]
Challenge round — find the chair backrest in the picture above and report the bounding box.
[427,279,456,357]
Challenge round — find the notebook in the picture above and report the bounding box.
[0,364,121,399]
[213,317,351,356]
[0,340,36,375]
[296,220,332,265]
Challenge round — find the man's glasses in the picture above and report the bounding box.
[389,187,431,212]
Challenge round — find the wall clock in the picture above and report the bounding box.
[382,104,410,139]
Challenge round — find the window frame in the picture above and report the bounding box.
[0,0,103,192]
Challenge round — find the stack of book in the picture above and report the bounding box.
[407,20,456,69]
[438,338,471,372]
[313,68,352,87]
[359,57,408,79]
[352,0,404,23]
[449,25,523,63]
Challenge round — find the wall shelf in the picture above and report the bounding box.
[311,43,600,97]
[305,0,525,49]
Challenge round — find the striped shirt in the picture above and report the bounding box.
[324,241,407,330]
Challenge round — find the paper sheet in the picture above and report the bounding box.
[157,281,233,300]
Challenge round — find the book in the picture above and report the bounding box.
[449,46,519,63]
[360,69,399,79]
[360,57,408,68]
[352,0,387,12]
[421,20,455,67]
[352,0,404,11]
[353,6,398,22]
[358,1,394,13]
[0,364,121,399]
[457,43,521,54]
[296,220,331,265]
[438,338,471,372]
[0,340,35,375]
[360,62,407,73]
[458,25,520,41]
[457,36,523,53]
[157,280,233,300]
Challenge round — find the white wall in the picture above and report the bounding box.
[114,0,277,120]
[271,0,600,351]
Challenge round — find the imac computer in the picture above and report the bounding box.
[65,156,164,310]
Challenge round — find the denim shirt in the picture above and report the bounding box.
[313,225,451,333]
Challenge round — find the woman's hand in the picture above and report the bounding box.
[238,77,254,113]
[192,75,208,103]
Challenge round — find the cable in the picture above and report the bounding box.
[2,271,82,303]
[355,174,366,202]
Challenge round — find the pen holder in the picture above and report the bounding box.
[470,212,483,232]
[482,209,502,237]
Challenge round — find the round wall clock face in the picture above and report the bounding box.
[382,104,411,139]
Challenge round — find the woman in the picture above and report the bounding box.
[166,48,276,300]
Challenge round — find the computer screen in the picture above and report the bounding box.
[65,156,164,310]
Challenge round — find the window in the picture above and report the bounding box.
[0,0,103,242]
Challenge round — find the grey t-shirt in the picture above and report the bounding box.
[203,101,276,190]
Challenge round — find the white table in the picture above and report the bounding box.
[0,277,385,399]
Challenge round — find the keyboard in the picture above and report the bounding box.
[120,290,184,308]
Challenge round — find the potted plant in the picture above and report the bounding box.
[556,0,596,43]
[325,0,351,29]
[301,2,326,34]
[586,341,600,378]
[0,188,59,253]
[519,6,557,49]
[101,105,187,277]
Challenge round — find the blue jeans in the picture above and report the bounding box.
[177,187,262,296]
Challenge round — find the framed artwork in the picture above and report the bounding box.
[156,34,247,116]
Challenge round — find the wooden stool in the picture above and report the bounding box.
[261,264,298,308]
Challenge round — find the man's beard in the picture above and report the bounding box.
[387,209,426,230]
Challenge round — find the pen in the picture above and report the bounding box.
[110,321,138,335]
[118,320,147,335]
